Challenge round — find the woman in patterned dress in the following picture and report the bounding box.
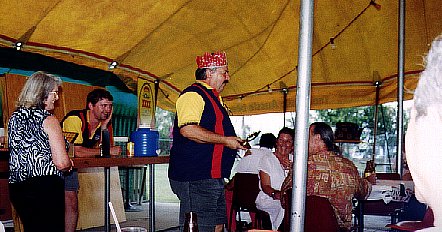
[8,71,72,231]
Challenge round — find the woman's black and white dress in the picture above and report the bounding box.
[8,107,65,232]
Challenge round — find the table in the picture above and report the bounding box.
[73,156,169,232]
[356,180,414,232]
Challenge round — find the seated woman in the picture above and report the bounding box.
[225,133,276,231]
[255,127,294,230]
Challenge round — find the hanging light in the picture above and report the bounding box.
[330,38,336,50]
[280,81,288,94]
[14,42,22,51]
[370,0,382,10]
[267,85,272,93]
[108,61,118,69]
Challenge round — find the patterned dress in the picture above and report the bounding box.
[9,107,63,183]
[8,107,68,231]
[307,151,371,230]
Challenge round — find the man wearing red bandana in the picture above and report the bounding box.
[169,51,245,232]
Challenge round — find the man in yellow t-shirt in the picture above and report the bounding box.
[61,89,121,232]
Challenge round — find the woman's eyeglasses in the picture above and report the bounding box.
[49,91,59,97]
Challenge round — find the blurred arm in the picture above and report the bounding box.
[44,115,72,171]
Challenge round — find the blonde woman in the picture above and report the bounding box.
[8,71,72,231]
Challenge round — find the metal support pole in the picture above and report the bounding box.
[138,166,148,205]
[148,164,155,231]
[104,167,110,232]
[153,80,159,128]
[372,81,381,162]
[124,168,131,209]
[396,0,405,176]
[291,0,314,231]
[283,88,288,127]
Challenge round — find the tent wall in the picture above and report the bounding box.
[0,73,95,127]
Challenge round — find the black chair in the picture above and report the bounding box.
[229,173,269,231]
[390,194,428,225]
[386,207,434,231]
[281,188,339,232]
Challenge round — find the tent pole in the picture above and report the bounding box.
[148,79,160,232]
[396,0,405,176]
[380,105,393,171]
[283,88,288,127]
[291,0,314,231]
[153,80,159,127]
[372,81,380,162]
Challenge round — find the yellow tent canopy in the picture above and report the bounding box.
[0,0,440,115]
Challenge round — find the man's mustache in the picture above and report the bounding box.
[223,80,229,84]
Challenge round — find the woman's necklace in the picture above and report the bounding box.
[281,161,291,170]
[276,152,291,170]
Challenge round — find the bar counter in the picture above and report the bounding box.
[73,155,169,232]
[73,155,169,168]
[1,149,170,231]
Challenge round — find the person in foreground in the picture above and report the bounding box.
[8,71,72,231]
[61,89,121,232]
[255,127,294,231]
[406,34,442,231]
[306,122,374,232]
[168,51,245,232]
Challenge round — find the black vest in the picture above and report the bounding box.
[168,83,237,181]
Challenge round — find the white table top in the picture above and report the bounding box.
[367,180,414,203]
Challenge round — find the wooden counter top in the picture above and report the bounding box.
[72,155,169,169]
[1,154,170,172]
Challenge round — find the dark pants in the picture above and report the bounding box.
[9,175,65,232]
[170,178,226,232]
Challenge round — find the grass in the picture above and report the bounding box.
[154,164,179,203]
[134,160,238,203]
[119,164,179,204]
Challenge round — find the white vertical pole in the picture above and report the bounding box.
[396,0,405,176]
[290,0,314,231]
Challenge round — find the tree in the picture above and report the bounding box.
[314,103,410,172]
[155,107,175,156]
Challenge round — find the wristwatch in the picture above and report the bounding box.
[271,191,276,199]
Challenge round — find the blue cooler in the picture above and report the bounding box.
[130,127,159,157]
